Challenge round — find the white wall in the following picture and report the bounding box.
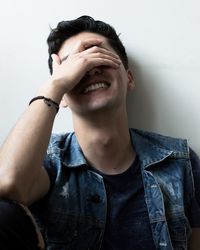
[0,0,200,155]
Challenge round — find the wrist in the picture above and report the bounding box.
[29,96,59,113]
[37,79,65,104]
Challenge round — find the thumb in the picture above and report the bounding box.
[51,54,61,69]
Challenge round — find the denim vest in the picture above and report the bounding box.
[33,128,194,250]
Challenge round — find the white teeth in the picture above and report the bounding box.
[83,83,109,94]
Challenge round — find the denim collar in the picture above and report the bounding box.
[130,129,173,169]
[62,132,88,167]
[131,129,190,169]
[59,129,187,169]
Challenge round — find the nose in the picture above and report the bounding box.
[87,67,102,76]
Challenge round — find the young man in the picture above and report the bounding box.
[0,16,200,249]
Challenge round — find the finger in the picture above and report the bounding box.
[84,52,121,65]
[86,58,121,70]
[51,54,61,68]
[71,38,103,53]
[80,46,121,64]
[81,46,120,60]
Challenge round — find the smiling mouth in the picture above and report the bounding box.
[82,82,110,94]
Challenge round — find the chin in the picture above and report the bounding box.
[75,103,112,116]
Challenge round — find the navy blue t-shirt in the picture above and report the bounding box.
[99,156,155,250]
[90,149,200,250]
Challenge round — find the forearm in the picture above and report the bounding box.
[0,39,120,203]
[0,81,63,202]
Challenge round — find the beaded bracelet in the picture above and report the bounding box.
[29,96,59,113]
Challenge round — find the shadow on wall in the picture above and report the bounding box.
[127,55,156,132]
[126,55,200,156]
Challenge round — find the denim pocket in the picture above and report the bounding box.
[167,215,190,249]
[45,211,103,250]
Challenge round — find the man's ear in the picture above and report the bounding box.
[60,96,68,108]
[127,69,135,91]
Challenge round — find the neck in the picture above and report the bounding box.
[73,110,136,174]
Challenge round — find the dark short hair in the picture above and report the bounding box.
[47,15,128,74]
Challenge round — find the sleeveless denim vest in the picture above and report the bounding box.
[32,128,194,250]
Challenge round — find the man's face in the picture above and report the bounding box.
[58,32,134,116]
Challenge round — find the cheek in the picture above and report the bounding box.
[116,68,129,86]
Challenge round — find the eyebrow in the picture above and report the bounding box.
[60,55,69,63]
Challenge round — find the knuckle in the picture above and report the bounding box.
[91,46,99,51]
[96,52,101,57]
[80,57,88,63]
[78,40,84,46]
[74,40,84,50]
